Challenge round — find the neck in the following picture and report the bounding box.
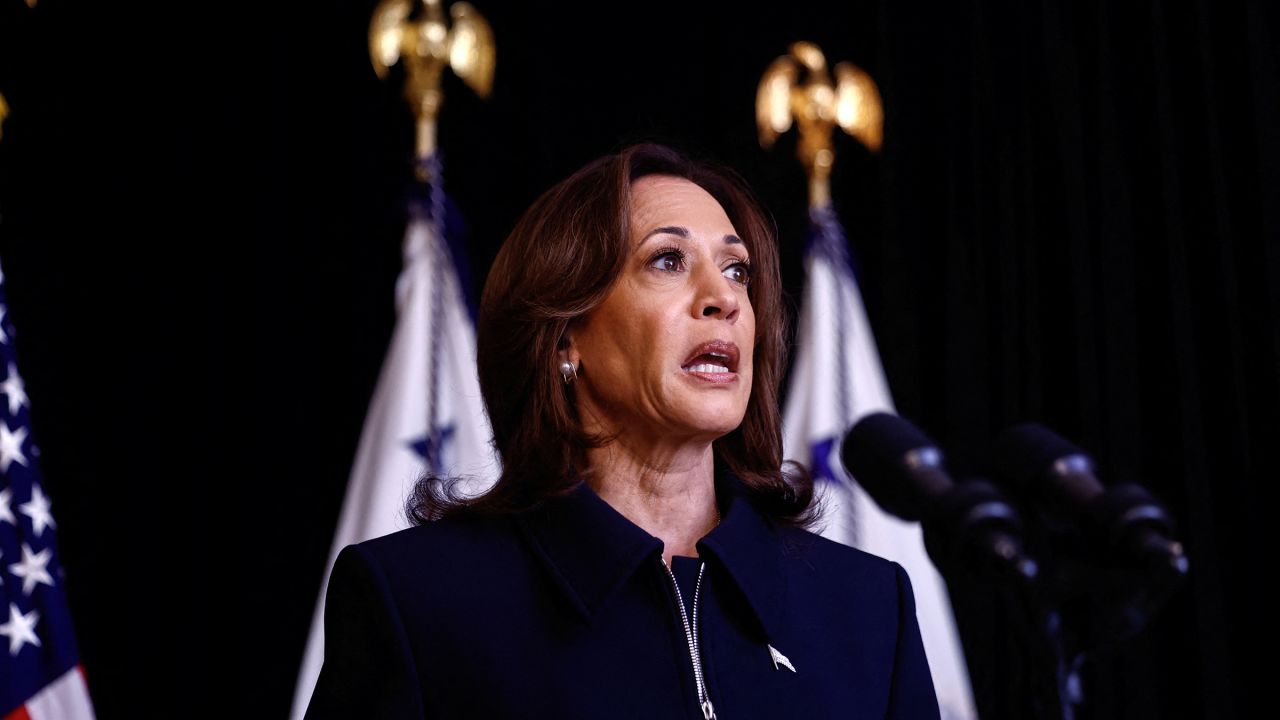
[585,439,719,568]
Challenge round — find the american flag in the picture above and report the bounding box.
[0,260,95,720]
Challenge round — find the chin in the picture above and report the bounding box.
[682,409,748,439]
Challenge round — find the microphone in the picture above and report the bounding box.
[990,423,1189,583]
[841,412,1038,583]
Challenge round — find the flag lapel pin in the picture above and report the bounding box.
[768,644,796,672]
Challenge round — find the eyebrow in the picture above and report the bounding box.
[641,226,743,245]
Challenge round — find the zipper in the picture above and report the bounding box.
[661,558,717,720]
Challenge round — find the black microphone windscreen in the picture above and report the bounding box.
[841,412,945,520]
[991,423,1087,492]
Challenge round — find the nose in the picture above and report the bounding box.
[692,262,740,322]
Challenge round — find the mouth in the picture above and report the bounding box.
[681,340,740,379]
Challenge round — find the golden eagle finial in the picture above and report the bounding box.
[369,0,495,163]
[756,41,883,208]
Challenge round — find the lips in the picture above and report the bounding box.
[681,340,740,374]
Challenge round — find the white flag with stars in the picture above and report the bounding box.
[291,160,500,719]
[782,207,977,720]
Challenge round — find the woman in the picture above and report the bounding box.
[306,144,940,719]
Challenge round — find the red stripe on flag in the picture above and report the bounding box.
[3,704,32,720]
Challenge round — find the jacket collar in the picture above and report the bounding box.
[515,470,787,641]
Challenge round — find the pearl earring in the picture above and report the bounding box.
[559,360,577,383]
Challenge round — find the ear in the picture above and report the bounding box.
[557,325,580,368]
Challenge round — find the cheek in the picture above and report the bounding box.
[586,305,673,380]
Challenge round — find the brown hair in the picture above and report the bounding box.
[407,143,815,527]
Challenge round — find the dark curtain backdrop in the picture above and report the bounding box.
[0,0,1274,718]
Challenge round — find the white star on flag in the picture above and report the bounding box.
[0,259,97,718]
[9,543,54,596]
[2,362,27,414]
[0,419,28,472]
[19,483,55,537]
[0,602,41,656]
[0,486,15,525]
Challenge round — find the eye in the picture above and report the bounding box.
[647,248,685,272]
[723,260,752,285]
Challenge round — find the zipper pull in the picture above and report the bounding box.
[701,699,717,719]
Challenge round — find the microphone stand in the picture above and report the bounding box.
[1023,505,1086,720]
[1012,495,1188,720]
[929,485,1186,720]
[920,478,1082,720]
[1024,580,1083,720]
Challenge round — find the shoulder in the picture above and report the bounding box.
[349,511,524,579]
[777,525,901,576]
[768,526,925,684]
[361,511,516,554]
[329,512,538,629]
[770,532,943,717]
[774,525,912,605]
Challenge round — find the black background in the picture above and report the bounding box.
[1,0,1276,718]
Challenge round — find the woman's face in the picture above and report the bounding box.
[568,175,756,445]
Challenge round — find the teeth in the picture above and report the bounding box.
[686,364,730,374]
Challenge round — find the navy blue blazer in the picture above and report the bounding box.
[305,476,941,719]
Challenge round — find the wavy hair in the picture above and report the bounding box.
[407,143,815,527]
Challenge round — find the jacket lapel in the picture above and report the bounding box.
[697,475,789,642]
[515,481,662,623]
[515,472,789,641]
